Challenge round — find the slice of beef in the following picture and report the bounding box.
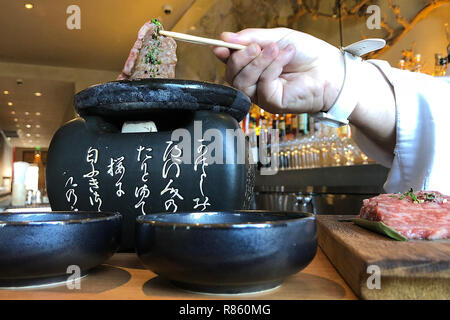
[358,191,450,240]
[118,20,177,80]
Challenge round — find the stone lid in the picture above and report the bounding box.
[74,79,251,122]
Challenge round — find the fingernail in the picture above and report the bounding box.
[222,32,238,40]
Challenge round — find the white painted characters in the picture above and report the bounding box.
[107,156,126,197]
[83,147,102,211]
[64,176,79,211]
[193,139,211,211]
[161,141,184,213]
[135,146,153,215]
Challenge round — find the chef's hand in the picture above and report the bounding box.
[212,28,344,114]
[213,27,397,156]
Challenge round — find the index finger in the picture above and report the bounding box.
[212,46,231,64]
[222,28,294,47]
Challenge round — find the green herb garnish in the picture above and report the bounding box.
[145,46,161,65]
[399,188,418,202]
[150,19,163,39]
[151,18,162,27]
[422,192,436,201]
[391,188,438,204]
[148,66,158,78]
[144,19,164,77]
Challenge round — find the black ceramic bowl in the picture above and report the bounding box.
[0,211,122,288]
[136,211,317,294]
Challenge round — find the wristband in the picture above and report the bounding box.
[314,39,386,128]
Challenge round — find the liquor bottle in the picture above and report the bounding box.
[285,114,293,140]
[249,112,257,131]
[241,113,250,135]
[272,113,280,130]
[290,114,298,138]
[279,114,286,141]
[309,115,316,137]
[262,111,270,130]
[259,109,268,133]
[298,113,309,136]
[254,106,262,136]
[339,125,351,138]
[249,104,259,132]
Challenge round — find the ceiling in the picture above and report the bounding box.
[0,0,195,71]
[0,77,74,149]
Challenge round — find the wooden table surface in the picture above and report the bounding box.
[0,248,357,300]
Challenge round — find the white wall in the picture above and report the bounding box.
[0,134,13,192]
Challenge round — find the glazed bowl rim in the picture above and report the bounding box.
[77,78,244,95]
[136,210,315,229]
[0,211,121,226]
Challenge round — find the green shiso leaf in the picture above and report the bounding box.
[352,218,408,241]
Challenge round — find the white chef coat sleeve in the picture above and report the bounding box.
[352,59,450,194]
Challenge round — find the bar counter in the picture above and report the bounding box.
[0,248,356,300]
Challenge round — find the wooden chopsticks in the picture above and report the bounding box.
[159,30,246,50]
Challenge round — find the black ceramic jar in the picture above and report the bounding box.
[46,79,254,250]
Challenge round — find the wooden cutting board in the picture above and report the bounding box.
[317,215,450,300]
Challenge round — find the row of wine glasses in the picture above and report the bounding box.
[274,134,370,170]
[249,121,373,170]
